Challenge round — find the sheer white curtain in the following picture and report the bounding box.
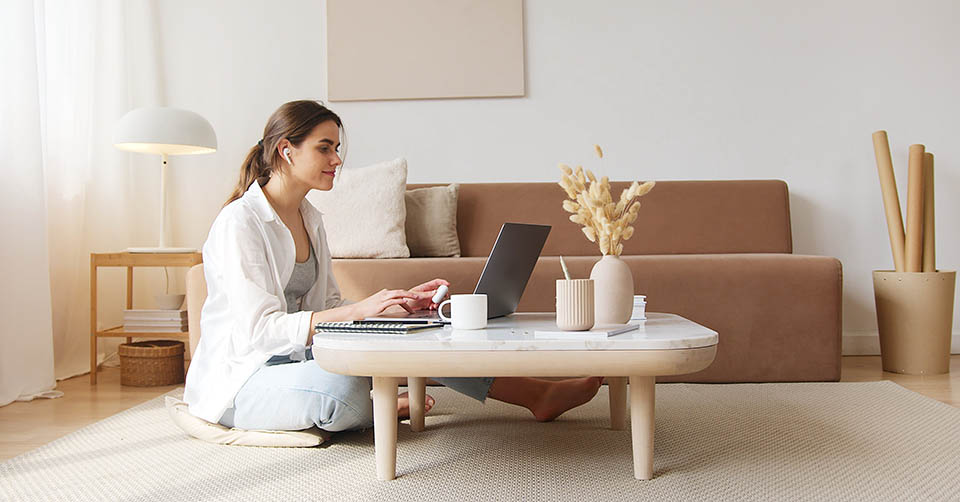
[0,1,57,407]
[1,0,164,403]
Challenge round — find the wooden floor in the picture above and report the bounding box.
[1,355,957,462]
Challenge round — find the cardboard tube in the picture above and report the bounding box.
[923,152,935,272]
[872,131,906,272]
[905,144,925,272]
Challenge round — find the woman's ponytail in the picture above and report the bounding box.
[224,142,270,207]
[222,100,343,207]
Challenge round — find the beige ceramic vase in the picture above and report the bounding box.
[590,255,634,324]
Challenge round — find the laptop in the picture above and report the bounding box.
[364,222,551,323]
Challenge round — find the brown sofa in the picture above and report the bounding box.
[332,180,843,383]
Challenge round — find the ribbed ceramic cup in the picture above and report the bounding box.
[556,279,595,331]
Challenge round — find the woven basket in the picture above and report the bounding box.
[118,340,185,387]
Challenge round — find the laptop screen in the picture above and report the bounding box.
[474,222,551,318]
[363,222,550,322]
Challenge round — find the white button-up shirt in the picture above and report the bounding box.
[184,181,350,423]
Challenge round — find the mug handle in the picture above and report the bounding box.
[438,299,453,322]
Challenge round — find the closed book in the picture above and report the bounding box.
[124,321,189,328]
[123,309,187,322]
[124,309,186,314]
[123,325,188,333]
[533,323,640,340]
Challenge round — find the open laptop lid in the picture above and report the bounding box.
[364,222,551,322]
[475,222,551,318]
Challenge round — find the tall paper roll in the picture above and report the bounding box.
[923,152,936,272]
[871,131,906,272]
[905,144,925,272]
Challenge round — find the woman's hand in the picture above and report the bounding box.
[306,281,448,345]
[347,289,423,320]
[404,278,451,311]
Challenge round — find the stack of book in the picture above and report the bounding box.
[123,309,188,333]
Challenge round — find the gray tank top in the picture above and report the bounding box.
[264,240,319,365]
[284,242,317,313]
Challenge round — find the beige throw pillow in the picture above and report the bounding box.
[307,158,410,258]
[405,184,461,257]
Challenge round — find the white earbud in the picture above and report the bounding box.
[282,148,292,165]
[432,285,449,304]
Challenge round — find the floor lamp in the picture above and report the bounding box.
[113,107,217,253]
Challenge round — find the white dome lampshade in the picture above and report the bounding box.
[113,107,217,154]
[113,107,217,254]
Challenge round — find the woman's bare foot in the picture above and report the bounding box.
[529,377,604,422]
[397,391,435,419]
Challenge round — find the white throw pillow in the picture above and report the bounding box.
[165,396,329,447]
[307,158,410,258]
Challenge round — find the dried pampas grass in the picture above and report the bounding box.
[558,146,655,256]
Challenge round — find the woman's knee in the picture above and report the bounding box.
[315,375,373,432]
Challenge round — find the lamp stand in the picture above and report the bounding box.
[127,153,198,254]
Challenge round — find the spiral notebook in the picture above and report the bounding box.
[314,321,444,335]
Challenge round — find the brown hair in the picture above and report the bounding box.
[225,100,344,206]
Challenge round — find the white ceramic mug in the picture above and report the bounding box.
[438,294,488,329]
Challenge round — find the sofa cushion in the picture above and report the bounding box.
[407,180,793,257]
[405,184,460,257]
[165,396,329,447]
[308,158,410,258]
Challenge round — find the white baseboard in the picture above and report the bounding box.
[842,330,960,356]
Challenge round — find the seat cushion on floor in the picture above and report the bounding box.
[165,396,329,447]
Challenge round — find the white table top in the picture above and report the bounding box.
[310,313,717,352]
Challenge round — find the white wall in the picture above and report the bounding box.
[154,0,960,351]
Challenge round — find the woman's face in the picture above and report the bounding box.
[283,120,342,191]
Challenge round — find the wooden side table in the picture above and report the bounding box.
[90,252,202,384]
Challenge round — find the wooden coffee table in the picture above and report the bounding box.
[311,313,717,480]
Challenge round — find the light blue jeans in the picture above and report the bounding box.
[219,358,494,432]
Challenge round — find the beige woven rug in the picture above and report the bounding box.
[2,381,959,501]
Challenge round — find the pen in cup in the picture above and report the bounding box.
[560,255,572,280]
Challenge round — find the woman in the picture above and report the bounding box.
[184,100,602,433]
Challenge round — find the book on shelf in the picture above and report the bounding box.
[123,311,189,332]
[122,325,189,333]
[123,309,188,322]
[533,323,640,340]
[123,320,188,329]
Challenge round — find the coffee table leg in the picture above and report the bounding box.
[608,377,627,430]
[372,376,399,480]
[408,377,426,432]
[629,375,655,480]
